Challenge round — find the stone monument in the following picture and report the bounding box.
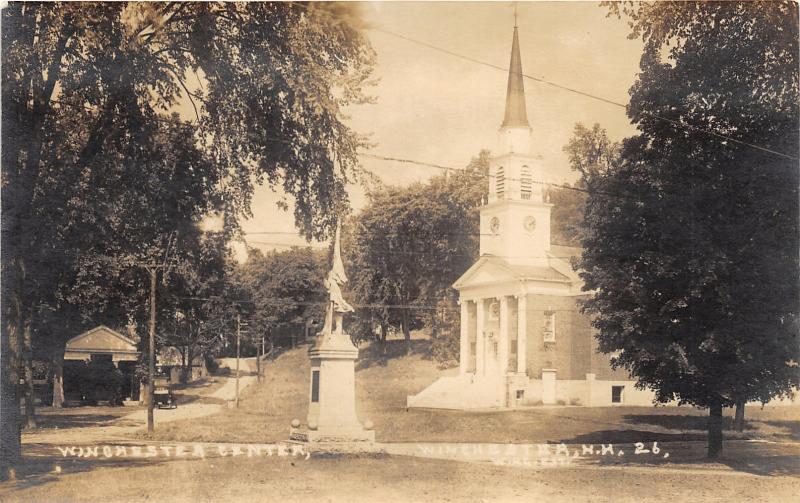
[289,222,375,443]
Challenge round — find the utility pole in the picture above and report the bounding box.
[255,332,261,383]
[235,312,241,408]
[139,233,176,434]
[144,264,159,434]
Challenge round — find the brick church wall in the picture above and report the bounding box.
[524,293,628,381]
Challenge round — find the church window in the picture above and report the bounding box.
[520,166,532,200]
[612,386,625,404]
[496,167,505,199]
[543,311,556,342]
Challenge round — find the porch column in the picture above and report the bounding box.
[476,298,485,375]
[498,296,509,375]
[459,299,470,374]
[516,294,527,374]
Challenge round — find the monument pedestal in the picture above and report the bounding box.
[289,331,375,444]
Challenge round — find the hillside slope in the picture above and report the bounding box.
[148,339,454,443]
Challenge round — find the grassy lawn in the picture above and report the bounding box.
[8,339,799,502]
[3,449,799,503]
[143,340,800,445]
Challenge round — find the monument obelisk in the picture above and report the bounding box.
[290,222,374,443]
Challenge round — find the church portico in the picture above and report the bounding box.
[452,292,530,407]
[459,296,510,378]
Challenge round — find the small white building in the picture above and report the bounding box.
[63,325,140,403]
[158,346,208,382]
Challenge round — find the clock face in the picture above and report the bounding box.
[523,216,536,232]
[490,217,500,233]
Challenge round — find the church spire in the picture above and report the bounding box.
[501,24,529,128]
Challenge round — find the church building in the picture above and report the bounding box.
[408,24,655,409]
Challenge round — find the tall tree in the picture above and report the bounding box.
[159,229,233,381]
[347,151,488,356]
[550,123,621,247]
[233,247,327,356]
[1,2,374,478]
[582,1,799,458]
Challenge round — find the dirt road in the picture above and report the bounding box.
[2,447,798,503]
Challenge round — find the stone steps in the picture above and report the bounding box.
[407,374,505,409]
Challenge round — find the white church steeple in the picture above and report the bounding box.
[498,23,532,155]
[480,22,552,266]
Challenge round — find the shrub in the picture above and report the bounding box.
[431,328,459,369]
[205,355,219,373]
[429,296,460,368]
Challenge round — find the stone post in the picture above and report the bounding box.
[300,331,374,443]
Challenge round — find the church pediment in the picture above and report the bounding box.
[453,255,572,290]
[453,258,517,289]
[66,325,138,353]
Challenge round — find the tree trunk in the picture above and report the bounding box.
[52,347,65,408]
[22,319,36,429]
[1,298,24,480]
[181,345,187,374]
[401,309,411,354]
[708,402,723,459]
[269,332,275,361]
[184,346,193,383]
[256,339,261,383]
[146,267,156,434]
[380,323,388,356]
[734,400,745,432]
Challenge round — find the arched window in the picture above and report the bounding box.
[496,167,505,199]
[520,165,532,200]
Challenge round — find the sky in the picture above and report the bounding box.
[237,1,644,259]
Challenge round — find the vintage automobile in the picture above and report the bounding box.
[153,377,177,409]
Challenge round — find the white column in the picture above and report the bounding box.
[459,299,469,374]
[516,294,527,374]
[476,299,485,375]
[498,296,509,375]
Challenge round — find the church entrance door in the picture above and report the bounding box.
[482,311,500,378]
[484,334,499,377]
